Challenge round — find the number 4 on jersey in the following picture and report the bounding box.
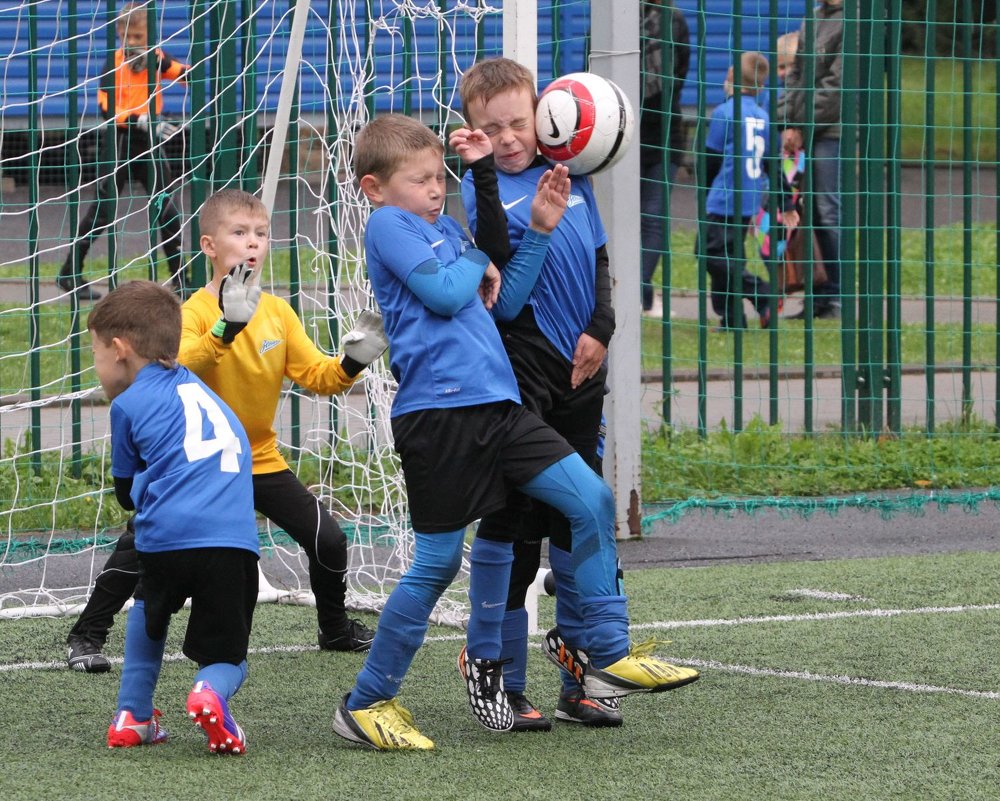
[177,383,243,473]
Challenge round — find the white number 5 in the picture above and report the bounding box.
[744,117,766,180]
[177,382,242,473]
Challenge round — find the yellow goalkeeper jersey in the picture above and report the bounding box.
[179,287,357,475]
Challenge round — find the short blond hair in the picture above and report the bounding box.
[460,57,536,122]
[199,188,269,236]
[354,114,443,181]
[732,51,770,93]
[88,280,181,364]
[777,31,800,60]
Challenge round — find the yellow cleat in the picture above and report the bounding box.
[583,640,700,699]
[333,694,435,751]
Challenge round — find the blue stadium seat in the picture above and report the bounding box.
[0,1,806,121]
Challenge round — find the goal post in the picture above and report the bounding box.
[0,1,630,628]
[590,0,643,540]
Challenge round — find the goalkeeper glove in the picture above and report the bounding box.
[341,310,389,377]
[211,263,261,344]
[134,114,181,141]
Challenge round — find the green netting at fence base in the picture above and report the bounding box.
[643,487,1000,527]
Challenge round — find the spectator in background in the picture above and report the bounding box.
[776,0,844,320]
[640,0,690,315]
[57,2,187,301]
[776,30,800,83]
[701,52,788,331]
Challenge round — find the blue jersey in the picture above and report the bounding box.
[462,164,608,362]
[109,363,258,555]
[365,206,520,417]
[705,94,770,218]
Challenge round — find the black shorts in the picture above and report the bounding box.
[391,401,574,533]
[477,308,607,546]
[136,547,258,666]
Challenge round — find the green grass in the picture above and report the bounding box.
[656,224,999,305]
[1,550,997,800]
[642,315,998,373]
[6,225,998,393]
[900,56,998,162]
[0,445,393,535]
[641,417,1000,501]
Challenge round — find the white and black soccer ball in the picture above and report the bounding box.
[535,72,635,176]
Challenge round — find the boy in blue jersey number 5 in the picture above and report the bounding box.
[702,51,782,330]
[332,114,689,752]
[91,280,258,755]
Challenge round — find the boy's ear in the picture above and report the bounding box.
[110,336,131,363]
[199,233,216,259]
[359,174,382,204]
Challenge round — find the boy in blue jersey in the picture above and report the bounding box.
[90,280,259,755]
[333,114,687,751]
[454,57,699,731]
[702,51,775,330]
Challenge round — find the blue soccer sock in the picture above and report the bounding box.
[348,530,464,711]
[348,584,434,710]
[548,543,587,693]
[499,607,529,693]
[194,660,248,701]
[116,600,166,721]
[580,594,631,669]
[466,537,514,661]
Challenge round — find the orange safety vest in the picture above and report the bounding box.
[98,48,186,127]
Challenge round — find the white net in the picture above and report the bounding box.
[0,0,510,625]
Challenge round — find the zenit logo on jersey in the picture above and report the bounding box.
[259,339,281,355]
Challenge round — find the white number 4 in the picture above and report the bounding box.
[177,382,242,473]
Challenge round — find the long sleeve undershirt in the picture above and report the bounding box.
[405,248,490,316]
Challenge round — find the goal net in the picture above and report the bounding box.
[0,0,590,624]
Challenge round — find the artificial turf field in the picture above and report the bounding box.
[1,549,997,801]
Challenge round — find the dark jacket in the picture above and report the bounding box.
[640,3,691,164]
[775,2,844,140]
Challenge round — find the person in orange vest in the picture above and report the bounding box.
[58,2,188,300]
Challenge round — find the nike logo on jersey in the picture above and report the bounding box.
[546,108,561,139]
[567,194,585,209]
[430,238,445,249]
[502,195,528,211]
[259,339,281,355]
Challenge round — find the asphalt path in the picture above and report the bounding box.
[621,496,1000,569]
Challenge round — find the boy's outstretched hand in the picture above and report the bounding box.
[529,164,571,235]
[448,127,493,163]
[215,263,261,344]
[479,262,501,310]
[341,310,390,377]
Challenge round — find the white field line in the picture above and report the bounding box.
[630,602,1000,631]
[784,588,871,602]
[4,604,999,701]
[678,658,1000,701]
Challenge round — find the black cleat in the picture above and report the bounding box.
[555,686,623,727]
[55,276,102,301]
[318,618,376,652]
[67,635,112,673]
[506,691,552,732]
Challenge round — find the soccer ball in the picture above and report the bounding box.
[535,72,635,175]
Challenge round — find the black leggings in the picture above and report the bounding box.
[60,127,183,286]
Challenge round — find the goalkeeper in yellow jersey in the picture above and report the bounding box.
[64,188,387,671]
